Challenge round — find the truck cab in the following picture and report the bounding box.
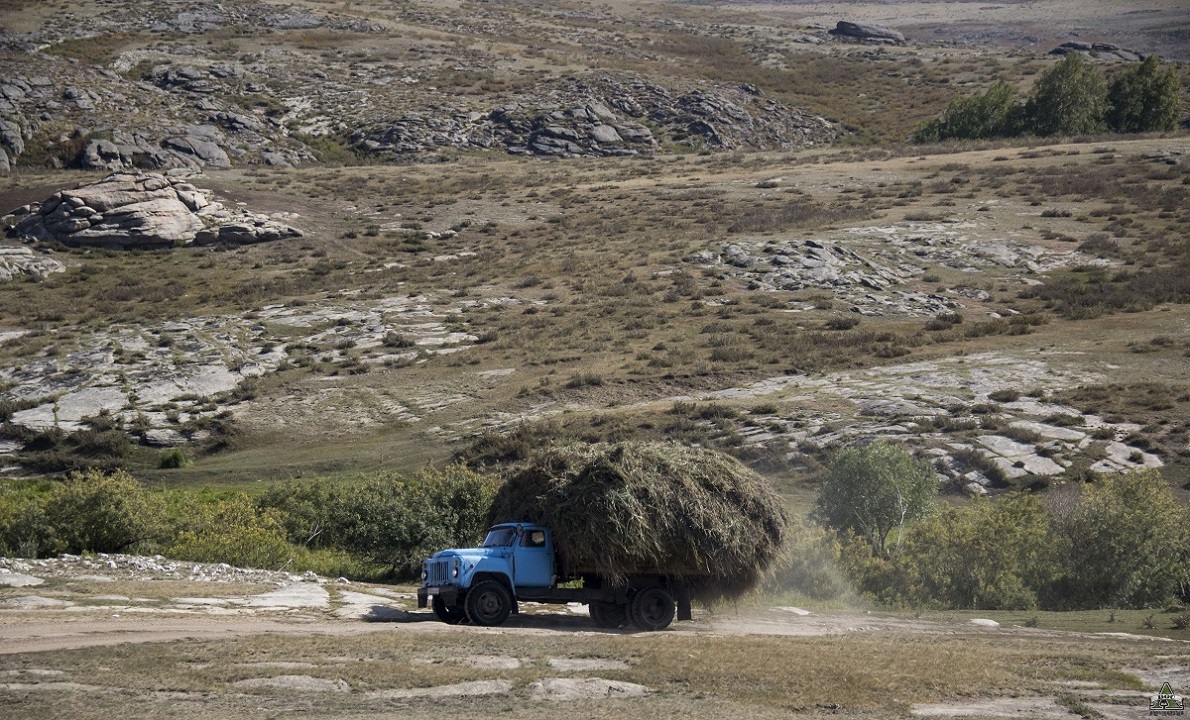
[417,523,556,626]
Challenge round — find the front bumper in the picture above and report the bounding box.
[417,585,460,608]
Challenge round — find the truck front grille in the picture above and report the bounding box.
[426,558,451,586]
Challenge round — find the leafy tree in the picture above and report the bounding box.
[1105,55,1182,133]
[897,493,1058,610]
[813,441,937,556]
[1047,470,1190,608]
[1026,53,1107,136]
[913,80,1024,142]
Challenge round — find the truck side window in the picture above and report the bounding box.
[522,530,546,548]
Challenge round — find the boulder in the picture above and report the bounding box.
[0,246,65,281]
[195,220,302,245]
[0,118,24,156]
[67,197,204,248]
[589,124,622,145]
[829,21,905,44]
[163,126,231,168]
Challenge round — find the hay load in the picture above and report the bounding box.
[487,441,788,601]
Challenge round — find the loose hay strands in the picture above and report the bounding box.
[487,441,788,601]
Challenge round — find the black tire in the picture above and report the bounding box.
[465,580,512,626]
[589,601,629,629]
[432,595,466,624]
[629,586,675,631]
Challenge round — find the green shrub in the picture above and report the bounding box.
[824,316,860,331]
[166,495,295,570]
[41,469,166,555]
[158,448,191,469]
[896,493,1058,610]
[0,487,54,557]
[335,465,498,577]
[912,80,1023,142]
[256,479,339,547]
[1046,470,1190,608]
[989,389,1020,403]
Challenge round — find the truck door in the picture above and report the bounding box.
[512,528,554,588]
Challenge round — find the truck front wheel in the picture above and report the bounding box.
[465,580,512,626]
[589,601,628,629]
[432,596,466,624]
[629,586,675,631]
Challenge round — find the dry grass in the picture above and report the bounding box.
[0,625,1176,719]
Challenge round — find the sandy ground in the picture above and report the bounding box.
[734,0,1190,58]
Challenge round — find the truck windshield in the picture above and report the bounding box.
[481,527,517,547]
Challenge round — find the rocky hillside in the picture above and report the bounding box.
[0,0,842,173]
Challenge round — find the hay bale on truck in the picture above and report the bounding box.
[418,441,788,630]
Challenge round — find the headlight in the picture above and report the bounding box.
[452,558,460,578]
[421,568,428,581]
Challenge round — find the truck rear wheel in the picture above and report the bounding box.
[629,586,675,631]
[589,601,628,629]
[465,580,512,626]
[432,596,466,624]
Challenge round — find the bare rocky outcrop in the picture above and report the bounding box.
[5,172,302,249]
[829,21,905,45]
[1049,42,1145,61]
[356,76,837,158]
[80,125,233,171]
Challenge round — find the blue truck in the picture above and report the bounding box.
[417,523,695,631]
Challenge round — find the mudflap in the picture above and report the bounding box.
[676,582,693,622]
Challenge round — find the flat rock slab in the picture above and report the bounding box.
[2,595,71,608]
[548,658,630,671]
[0,573,45,587]
[912,697,1075,718]
[368,680,513,698]
[1008,420,1086,442]
[233,675,351,693]
[239,583,328,609]
[466,655,522,670]
[529,677,651,700]
[0,682,103,692]
[333,589,409,620]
